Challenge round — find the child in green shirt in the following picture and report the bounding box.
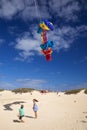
[19,105,25,122]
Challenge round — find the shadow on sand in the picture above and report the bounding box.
[25,115,35,119]
[13,115,34,123]
[13,119,20,123]
[3,101,26,111]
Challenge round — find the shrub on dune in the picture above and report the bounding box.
[0,89,4,92]
[12,88,35,94]
[65,88,84,95]
[84,89,87,94]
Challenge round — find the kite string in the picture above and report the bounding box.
[33,0,41,21]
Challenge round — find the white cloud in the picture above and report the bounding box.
[0,0,50,20]
[48,0,81,21]
[49,25,87,51]
[0,0,86,22]
[0,0,24,19]
[14,32,41,60]
[59,1,80,21]
[0,78,47,90]
[16,78,47,89]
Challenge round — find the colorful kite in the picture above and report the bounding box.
[37,20,54,61]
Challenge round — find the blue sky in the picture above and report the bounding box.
[0,0,87,91]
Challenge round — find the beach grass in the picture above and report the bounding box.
[64,88,85,95]
[12,88,35,94]
[84,88,87,94]
[0,89,4,92]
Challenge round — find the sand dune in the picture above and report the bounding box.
[0,90,87,130]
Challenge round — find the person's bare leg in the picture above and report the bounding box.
[35,112,37,118]
[21,119,24,123]
[20,117,24,123]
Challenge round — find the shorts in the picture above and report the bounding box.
[19,115,24,120]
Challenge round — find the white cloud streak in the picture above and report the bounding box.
[0,0,25,19]
[0,78,47,90]
[14,31,41,60]
[49,0,81,21]
[0,0,86,21]
[47,25,87,51]
[16,78,47,89]
[0,0,50,20]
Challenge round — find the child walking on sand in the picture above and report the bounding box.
[18,104,25,122]
[33,99,39,118]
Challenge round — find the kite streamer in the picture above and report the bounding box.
[37,20,54,61]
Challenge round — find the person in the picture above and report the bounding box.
[33,99,39,118]
[18,104,25,122]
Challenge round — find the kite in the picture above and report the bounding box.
[37,20,54,61]
[33,0,54,61]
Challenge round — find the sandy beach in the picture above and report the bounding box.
[0,90,87,130]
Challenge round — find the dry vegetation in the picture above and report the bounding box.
[84,89,87,94]
[0,89,4,92]
[65,88,87,95]
[12,88,35,94]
